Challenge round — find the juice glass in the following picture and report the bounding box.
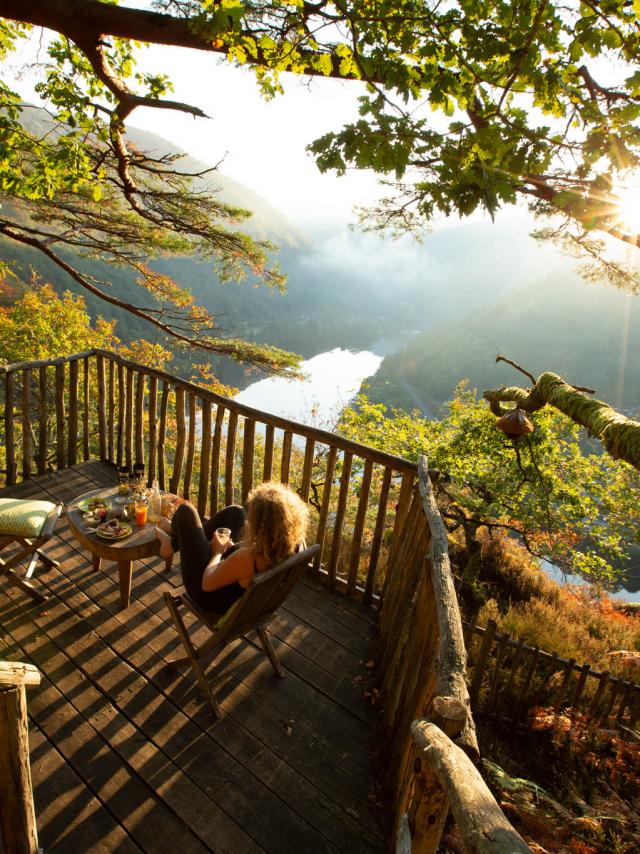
[135,500,148,526]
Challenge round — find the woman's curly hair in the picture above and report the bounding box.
[247,481,309,566]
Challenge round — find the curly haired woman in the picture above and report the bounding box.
[155,482,309,615]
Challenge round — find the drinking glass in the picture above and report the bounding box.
[135,499,148,526]
[216,527,231,546]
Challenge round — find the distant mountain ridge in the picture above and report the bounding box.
[1,109,411,385]
[17,104,308,249]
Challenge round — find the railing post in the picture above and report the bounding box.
[21,368,33,481]
[0,663,42,854]
[54,363,66,470]
[4,370,17,485]
[96,355,108,462]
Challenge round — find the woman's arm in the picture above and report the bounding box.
[202,546,254,592]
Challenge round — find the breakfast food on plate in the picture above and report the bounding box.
[97,520,130,538]
[86,498,108,511]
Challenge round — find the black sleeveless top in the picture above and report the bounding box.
[187,546,257,615]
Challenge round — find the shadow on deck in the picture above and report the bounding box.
[0,463,386,853]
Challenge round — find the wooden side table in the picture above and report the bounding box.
[68,486,168,609]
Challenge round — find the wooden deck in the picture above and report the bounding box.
[0,463,387,854]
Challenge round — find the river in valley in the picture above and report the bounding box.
[235,346,384,429]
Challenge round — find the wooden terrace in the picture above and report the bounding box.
[0,351,531,854]
[0,462,385,853]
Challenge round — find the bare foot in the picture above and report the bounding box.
[155,526,174,561]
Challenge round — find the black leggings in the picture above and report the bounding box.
[171,503,248,613]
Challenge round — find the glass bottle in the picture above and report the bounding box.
[148,479,162,523]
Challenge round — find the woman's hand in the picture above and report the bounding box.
[210,531,234,557]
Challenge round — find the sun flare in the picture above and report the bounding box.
[613,180,640,235]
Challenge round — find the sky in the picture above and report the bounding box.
[134,46,384,227]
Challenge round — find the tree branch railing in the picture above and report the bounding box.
[0,348,417,601]
[0,661,41,854]
[379,455,531,853]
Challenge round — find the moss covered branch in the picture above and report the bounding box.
[484,373,640,470]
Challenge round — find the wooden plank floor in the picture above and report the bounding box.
[0,463,387,854]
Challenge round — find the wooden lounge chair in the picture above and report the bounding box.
[163,543,320,716]
[0,498,62,602]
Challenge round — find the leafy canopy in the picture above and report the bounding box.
[1,0,640,303]
[0,5,300,372]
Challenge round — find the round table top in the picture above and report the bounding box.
[68,485,161,561]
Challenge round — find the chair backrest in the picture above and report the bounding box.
[221,544,320,640]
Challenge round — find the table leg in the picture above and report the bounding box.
[117,560,133,609]
[92,553,101,572]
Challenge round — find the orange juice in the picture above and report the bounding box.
[135,502,148,526]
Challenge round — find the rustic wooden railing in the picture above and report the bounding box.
[379,456,530,853]
[467,619,640,734]
[0,661,41,854]
[0,349,417,600]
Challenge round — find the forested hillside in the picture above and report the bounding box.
[364,273,640,415]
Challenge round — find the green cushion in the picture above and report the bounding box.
[0,498,56,538]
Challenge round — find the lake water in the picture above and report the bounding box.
[235,347,383,429]
[542,559,640,604]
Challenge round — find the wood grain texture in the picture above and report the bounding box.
[55,363,66,470]
[280,430,292,485]
[225,409,238,506]
[68,359,79,467]
[116,361,125,467]
[183,392,197,499]
[124,367,134,468]
[364,466,392,605]
[4,371,16,484]
[209,404,225,514]
[148,375,158,485]
[83,356,90,461]
[157,380,169,491]
[327,451,352,586]
[134,371,145,468]
[197,399,212,517]
[0,686,39,854]
[412,721,531,854]
[0,461,385,854]
[96,356,107,462]
[241,418,255,503]
[107,357,115,463]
